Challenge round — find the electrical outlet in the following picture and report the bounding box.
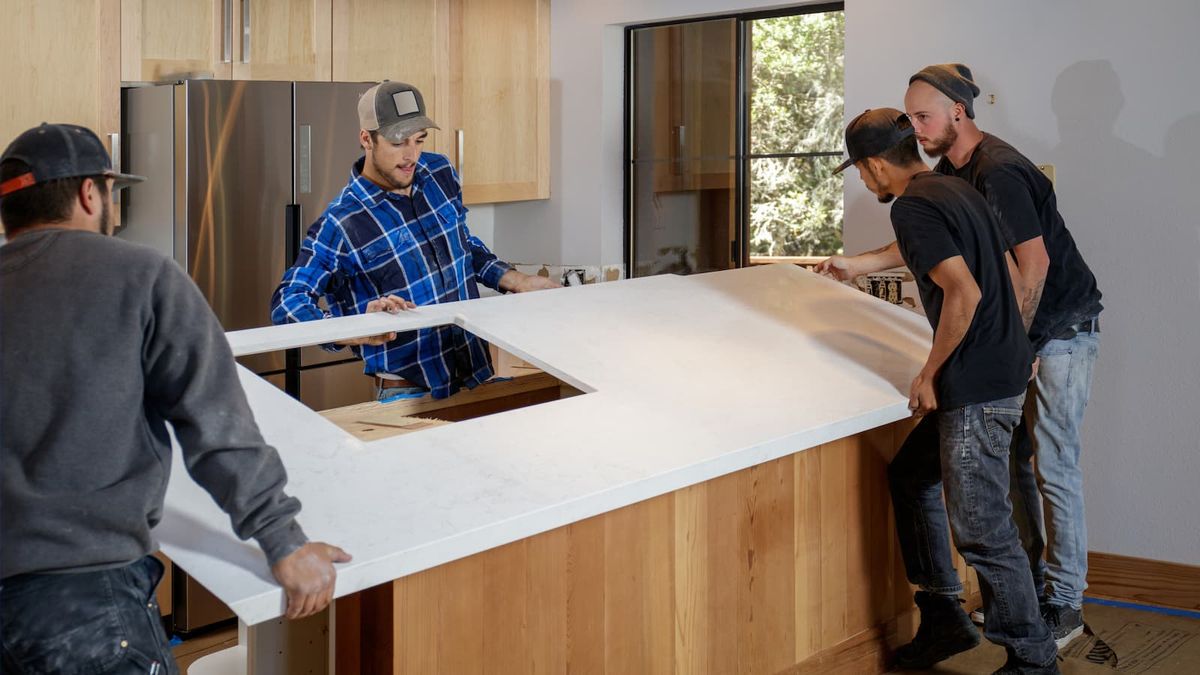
[561,268,588,286]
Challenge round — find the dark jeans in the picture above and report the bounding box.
[1,556,179,674]
[888,396,1057,667]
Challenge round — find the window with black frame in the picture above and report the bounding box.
[626,5,845,278]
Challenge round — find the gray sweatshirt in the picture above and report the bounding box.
[1,229,307,578]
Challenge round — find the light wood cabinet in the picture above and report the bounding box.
[6,0,550,222]
[331,0,449,156]
[122,0,331,83]
[447,0,549,204]
[121,0,232,82]
[231,0,332,81]
[0,0,121,232]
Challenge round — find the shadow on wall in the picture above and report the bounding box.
[1043,61,1198,469]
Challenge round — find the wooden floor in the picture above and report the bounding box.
[898,600,1200,674]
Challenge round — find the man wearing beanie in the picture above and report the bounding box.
[906,63,1103,650]
[816,109,1058,674]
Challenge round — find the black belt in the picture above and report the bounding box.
[1054,316,1100,340]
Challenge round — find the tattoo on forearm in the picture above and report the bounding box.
[1022,282,1045,331]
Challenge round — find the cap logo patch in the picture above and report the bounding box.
[392,91,419,117]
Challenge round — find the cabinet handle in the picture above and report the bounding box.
[109,133,122,205]
[241,0,251,64]
[673,125,686,176]
[456,129,465,182]
[223,0,232,63]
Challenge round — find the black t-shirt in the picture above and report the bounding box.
[935,134,1103,349]
[891,172,1034,409]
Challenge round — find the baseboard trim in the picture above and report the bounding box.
[778,592,983,675]
[1087,551,1200,612]
[779,623,893,675]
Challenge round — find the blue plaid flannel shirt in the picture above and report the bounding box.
[270,153,511,399]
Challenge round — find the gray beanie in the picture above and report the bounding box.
[909,63,981,119]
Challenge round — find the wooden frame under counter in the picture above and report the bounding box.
[334,418,985,674]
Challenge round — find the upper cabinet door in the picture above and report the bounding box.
[231,0,332,81]
[450,0,549,204]
[121,0,232,82]
[0,0,121,232]
[331,0,448,157]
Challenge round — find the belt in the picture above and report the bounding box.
[1054,316,1100,340]
[372,375,420,389]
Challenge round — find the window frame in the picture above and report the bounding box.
[623,2,846,276]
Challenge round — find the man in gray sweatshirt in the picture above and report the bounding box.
[0,123,349,674]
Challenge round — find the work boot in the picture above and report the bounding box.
[894,591,981,669]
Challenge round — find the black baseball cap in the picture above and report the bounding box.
[358,81,440,143]
[0,123,145,197]
[832,108,915,175]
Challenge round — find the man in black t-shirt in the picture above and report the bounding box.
[906,64,1102,649]
[817,109,1057,674]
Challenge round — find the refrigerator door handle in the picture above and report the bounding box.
[284,203,303,399]
[223,0,232,63]
[241,0,251,64]
[108,132,121,205]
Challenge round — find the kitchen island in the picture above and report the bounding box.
[160,264,978,673]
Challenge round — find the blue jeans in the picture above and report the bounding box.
[1,556,179,674]
[1010,329,1100,610]
[376,384,426,402]
[889,395,1057,667]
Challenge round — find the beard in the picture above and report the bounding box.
[371,154,414,192]
[921,120,958,157]
[876,193,895,204]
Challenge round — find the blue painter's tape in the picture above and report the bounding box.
[1084,596,1200,620]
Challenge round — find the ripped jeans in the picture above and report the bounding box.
[1,555,179,674]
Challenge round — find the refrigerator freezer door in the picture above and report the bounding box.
[292,82,374,373]
[183,80,293,376]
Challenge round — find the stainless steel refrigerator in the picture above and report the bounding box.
[120,79,378,413]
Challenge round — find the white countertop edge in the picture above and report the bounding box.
[225,400,913,624]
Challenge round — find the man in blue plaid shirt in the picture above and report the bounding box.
[271,82,558,400]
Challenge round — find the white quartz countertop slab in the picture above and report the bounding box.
[155,264,933,624]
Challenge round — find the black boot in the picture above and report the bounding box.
[894,591,981,669]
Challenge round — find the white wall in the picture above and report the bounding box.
[505,0,1200,565]
[845,0,1200,566]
